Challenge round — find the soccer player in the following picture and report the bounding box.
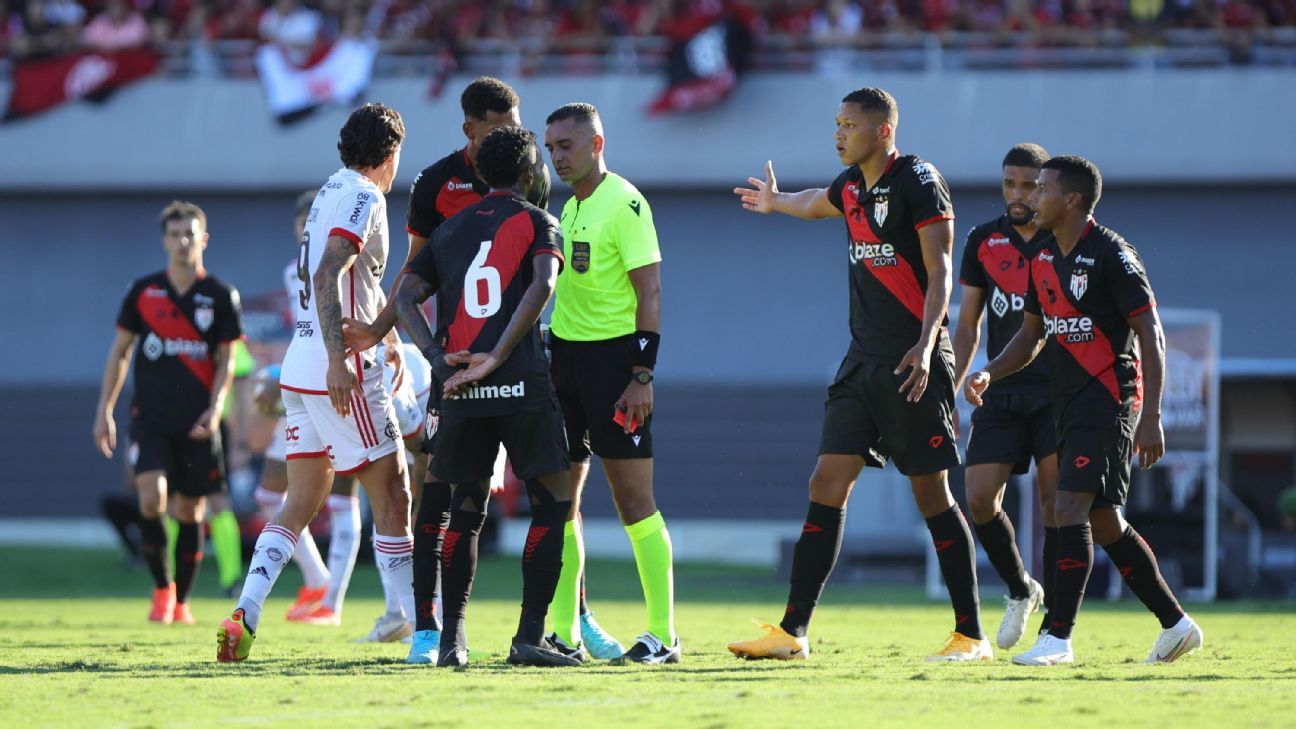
[394,126,576,668]
[217,103,414,662]
[727,87,989,662]
[345,77,545,658]
[965,155,1204,665]
[952,143,1055,649]
[543,102,675,664]
[93,200,244,625]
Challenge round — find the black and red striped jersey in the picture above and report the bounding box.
[959,215,1053,394]
[406,148,488,239]
[116,271,243,433]
[1024,220,1155,428]
[406,192,565,416]
[826,151,955,364]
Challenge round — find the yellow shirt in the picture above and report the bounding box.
[551,172,662,341]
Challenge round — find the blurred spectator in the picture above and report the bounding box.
[83,0,151,51]
[810,0,862,40]
[12,0,84,57]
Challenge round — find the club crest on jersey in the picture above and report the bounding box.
[572,241,591,273]
[873,197,889,225]
[1070,271,1088,300]
[195,306,214,332]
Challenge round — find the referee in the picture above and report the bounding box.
[542,103,677,664]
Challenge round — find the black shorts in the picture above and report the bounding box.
[1057,417,1135,507]
[549,333,651,461]
[128,417,226,498]
[430,405,570,484]
[818,353,960,477]
[966,391,1057,474]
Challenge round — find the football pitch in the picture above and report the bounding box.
[3,548,1293,729]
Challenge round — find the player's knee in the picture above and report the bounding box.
[1053,492,1091,525]
[807,470,851,507]
[965,482,1002,523]
[1088,507,1125,546]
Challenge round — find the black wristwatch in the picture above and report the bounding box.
[632,370,654,385]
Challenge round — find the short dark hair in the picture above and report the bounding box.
[1002,143,1049,169]
[338,103,405,169]
[841,87,898,125]
[160,200,206,232]
[294,190,316,216]
[546,102,600,127]
[1042,155,1103,213]
[461,77,519,121]
[477,126,538,189]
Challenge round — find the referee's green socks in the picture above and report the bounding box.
[626,511,675,643]
[551,519,585,646]
[209,510,243,591]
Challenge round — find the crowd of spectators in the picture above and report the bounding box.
[3,0,1294,61]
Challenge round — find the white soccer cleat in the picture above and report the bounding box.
[1146,615,1203,664]
[1011,633,1074,666]
[997,578,1045,649]
[353,613,413,643]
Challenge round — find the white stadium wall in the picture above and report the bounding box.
[2,68,1295,190]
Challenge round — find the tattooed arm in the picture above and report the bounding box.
[314,235,361,417]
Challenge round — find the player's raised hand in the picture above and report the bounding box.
[442,353,500,398]
[1134,413,1165,470]
[895,343,932,403]
[964,371,991,407]
[342,318,383,357]
[326,356,359,417]
[189,407,219,440]
[93,413,116,458]
[734,160,778,213]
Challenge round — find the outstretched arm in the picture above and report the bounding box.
[965,313,1046,406]
[733,161,842,220]
[443,255,560,396]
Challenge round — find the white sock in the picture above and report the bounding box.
[323,495,361,614]
[235,524,298,632]
[372,530,414,622]
[254,487,329,590]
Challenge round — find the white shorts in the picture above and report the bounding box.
[388,370,431,440]
[266,416,288,462]
[281,372,401,474]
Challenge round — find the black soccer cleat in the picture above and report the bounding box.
[437,642,469,668]
[545,632,588,663]
[507,636,584,668]
[612,632,681,665]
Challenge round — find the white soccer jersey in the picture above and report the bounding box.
[281,168,390,392]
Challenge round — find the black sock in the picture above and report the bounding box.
[1102,526,1185,629]
[517,500,571,645]
[440,508,486,652]
[780,502,845,638]
[1048,523,1094,640]
[973,511,1031,599]
[101,495,142,558]
[174,521,203,603]
[1038,526,1059,635]
[927,504,983,640]
[413,480,452,633]
[138,515,170,589]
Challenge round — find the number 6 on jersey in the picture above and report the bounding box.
[465,240,502,319]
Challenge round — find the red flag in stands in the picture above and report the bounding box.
[255,39,378,125]
[647,5,754,115]
[3,48,160,121]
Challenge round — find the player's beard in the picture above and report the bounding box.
[1006,203,1034,227]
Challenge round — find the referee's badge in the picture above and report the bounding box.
[1070,271,1088,300]
[572,241,591,273]
[873,197,889,225]
[195,306,214,332]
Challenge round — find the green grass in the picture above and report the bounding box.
[2,547,1293,728]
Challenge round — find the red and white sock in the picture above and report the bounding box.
[373,530,415,621]
[323,495,361,614]
[253,487,328,590]
[235,524,298,632]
